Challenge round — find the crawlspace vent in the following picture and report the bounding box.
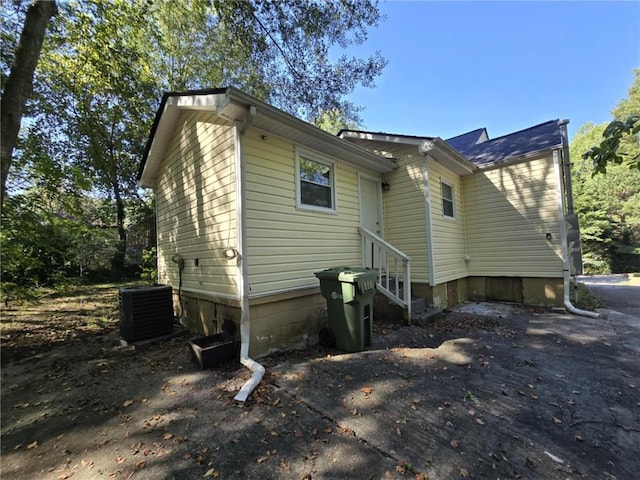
[119,285,174,342]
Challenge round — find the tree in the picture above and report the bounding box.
[1,0,57,207]
[3,0,387,284]
[583,70,640,174]
[571,71,640,273]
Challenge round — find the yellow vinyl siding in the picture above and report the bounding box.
[462,156,562,277]
[243,127,365,296]
[382,150,430,282]
[428,159,468,283]
[155,111,238,297]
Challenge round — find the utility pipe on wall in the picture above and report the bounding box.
[232,106,265,403]
[553,150,599,318]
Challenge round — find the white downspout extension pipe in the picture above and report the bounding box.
[232,106,265,404]
[553,149,600,318]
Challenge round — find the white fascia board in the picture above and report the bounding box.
[226,88,397,173]
[340,130,477,176]
[339,130,427,146]
[432,138,478,175]
[140,88,397,187]
[139,92,232,187]
[166,92,231,111]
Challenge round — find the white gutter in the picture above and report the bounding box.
[553,150,599,318]
[232,107,265,404]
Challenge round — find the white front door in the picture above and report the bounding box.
[359,176,383,267]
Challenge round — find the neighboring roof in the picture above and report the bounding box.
[445,128,488,153]
[447,120,563,168]
[338,129,478,176]
[138,87,397,187]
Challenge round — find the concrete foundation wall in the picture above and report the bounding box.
[467,277,564,307]
[412,278,470,310]
[523,278,564,306]
[177,275,563,358]
[249,290,327,358]
[177,291,241,337]
[175,288,328,359]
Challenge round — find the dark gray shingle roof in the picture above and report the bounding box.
[445,128,487,153]
[446,120,562,168]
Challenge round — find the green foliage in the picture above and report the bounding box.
[571,72,640,274]
[583,115,640,174]
[1,191,121,294]
[2,0,386,288]
[582,70,640,175]
[140,247,158,284]
[313,108,361,134]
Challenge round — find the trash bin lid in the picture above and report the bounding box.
[315,266,375,279]
[313,266,377,293]
[315,266,348,280]
[338,268,377,293]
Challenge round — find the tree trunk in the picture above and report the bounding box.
[1,0,58,208]
[112,185,127,277]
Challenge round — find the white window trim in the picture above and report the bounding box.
[295,148,337,214]
[441,177,456,219]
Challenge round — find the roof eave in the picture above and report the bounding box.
[225,88,397,174]
[139,88,396,187]
[432,138,478,175]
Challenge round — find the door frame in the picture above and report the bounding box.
[358,173,384,237]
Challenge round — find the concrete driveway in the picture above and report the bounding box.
[579,274,640,316]
[271,280,640,479]
[2,277,639,479]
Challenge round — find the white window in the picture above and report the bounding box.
[296,150,336,212]
[441,179,455,218]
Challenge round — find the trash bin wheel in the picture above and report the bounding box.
[319,327,336,348]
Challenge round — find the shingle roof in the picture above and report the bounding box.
[445,128,487,154]
[446,120,563,168]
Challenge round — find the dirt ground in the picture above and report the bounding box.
[1,283,639,479]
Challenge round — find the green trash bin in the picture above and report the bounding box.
[314,266,377,352]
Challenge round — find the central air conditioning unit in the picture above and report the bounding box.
[119,285,174,342]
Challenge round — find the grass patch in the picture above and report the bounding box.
[573,282,602,311]
[0,282,127,363]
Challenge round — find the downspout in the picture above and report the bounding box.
[419,147,436,286]
[558,120,574,214]
[553,149,599,318]
[232,106,265,404]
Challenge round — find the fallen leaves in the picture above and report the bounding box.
[395,460,412,474]
[360,386,373,396]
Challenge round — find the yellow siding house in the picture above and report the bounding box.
[139,88,583,358]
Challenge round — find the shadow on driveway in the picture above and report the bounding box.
[2,287,639,479]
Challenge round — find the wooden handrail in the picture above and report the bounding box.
[359,227,412,323]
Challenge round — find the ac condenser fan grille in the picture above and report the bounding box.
[119,285,174,341]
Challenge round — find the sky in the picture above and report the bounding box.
[340,1,640,141]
